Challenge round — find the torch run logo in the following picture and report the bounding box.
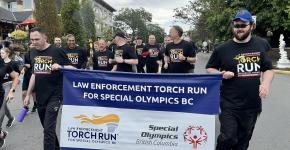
[183,125,208,149]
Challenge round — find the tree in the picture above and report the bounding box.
[34,0,61,42]
[80,0,97,41]
[114,8,152,38]
[61,0,85,46]
[174,0,290,47]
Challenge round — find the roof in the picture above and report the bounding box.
[13,11,33,22]
[95,0,116,12]
[0,7,17,24]
[0,7,32,24]
[3,0,17,2]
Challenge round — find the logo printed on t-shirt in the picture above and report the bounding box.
[98,56,108,67]
[34,56,53,74]
[115,49,123,58]
[234,52,261,77]
[136,48,143,55]
[67,53,79,64]
[149,48,159,57]
[170,49,183,62]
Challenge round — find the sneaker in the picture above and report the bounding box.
[0,131,8,149]
[6,117,15,128]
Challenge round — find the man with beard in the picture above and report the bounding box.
[144,35,162,73]
[54,37,62,48]
[206,10,274,150]
[92,39,115,71]
[64,34,87,69]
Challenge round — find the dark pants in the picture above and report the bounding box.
[137,64,145,73]
[216,109,259,150]
[37,99,61,150]
[146,63,158,73]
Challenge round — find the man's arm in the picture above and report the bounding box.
[23,74,35,106]
[259,69,274,99]
[207,68,235,79]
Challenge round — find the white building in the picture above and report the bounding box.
[92,0,115,37]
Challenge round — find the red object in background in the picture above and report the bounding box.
[20,18,37,26]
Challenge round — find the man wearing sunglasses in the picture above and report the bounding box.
[206,10,274,150]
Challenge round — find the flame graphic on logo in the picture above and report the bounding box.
[74,114,119,124]
[74,114,120,133]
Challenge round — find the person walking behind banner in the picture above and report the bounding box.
[54,37,62,48]
[143,35,162,73]
[64,34,87,69]
[165,25,196,73]
[24,27,74,150]
[111,32,138,72]
[0,50,19,148]
[161,35,173,73]
[206,10,274,150]
[21,42,37,112]
[135,36,146,73]
[0,47,20,131]
[92,39,115,71]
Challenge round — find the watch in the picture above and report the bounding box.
[10,89,15,93]
[184,57,188,62]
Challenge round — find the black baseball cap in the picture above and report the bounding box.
[114,31,127,39]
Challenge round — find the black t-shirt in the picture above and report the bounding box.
[135,44,146,65]
[64,46,87,69]
[165,40,196,73]
[93,50,114,71]
[0,61,12,93]
[23,51,33,79]
[108,43,117,53]
[31,45,71,105]
[206,36,273,111]
[115,44,137,72]
[3,60,20,83]
[144,44,162,69]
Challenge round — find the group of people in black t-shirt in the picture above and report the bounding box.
[0,9,275,150]
[81,26,197,74]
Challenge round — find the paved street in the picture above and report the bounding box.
[2,52,290,150]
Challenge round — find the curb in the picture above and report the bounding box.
[273,70,290,75]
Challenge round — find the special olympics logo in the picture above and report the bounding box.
[183,125,208,149]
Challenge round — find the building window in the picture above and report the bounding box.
[24,0,32,10]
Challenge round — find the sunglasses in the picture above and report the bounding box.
[232,24,250,28]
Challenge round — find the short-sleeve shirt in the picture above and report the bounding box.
[165,40,196,73]
[0,61,13,93]
[93,50,114,71]
[206,36,273,111]
[64,46,87,69]
[115,44,137,72]
[31,45,71,105]
[3,60,20,83]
